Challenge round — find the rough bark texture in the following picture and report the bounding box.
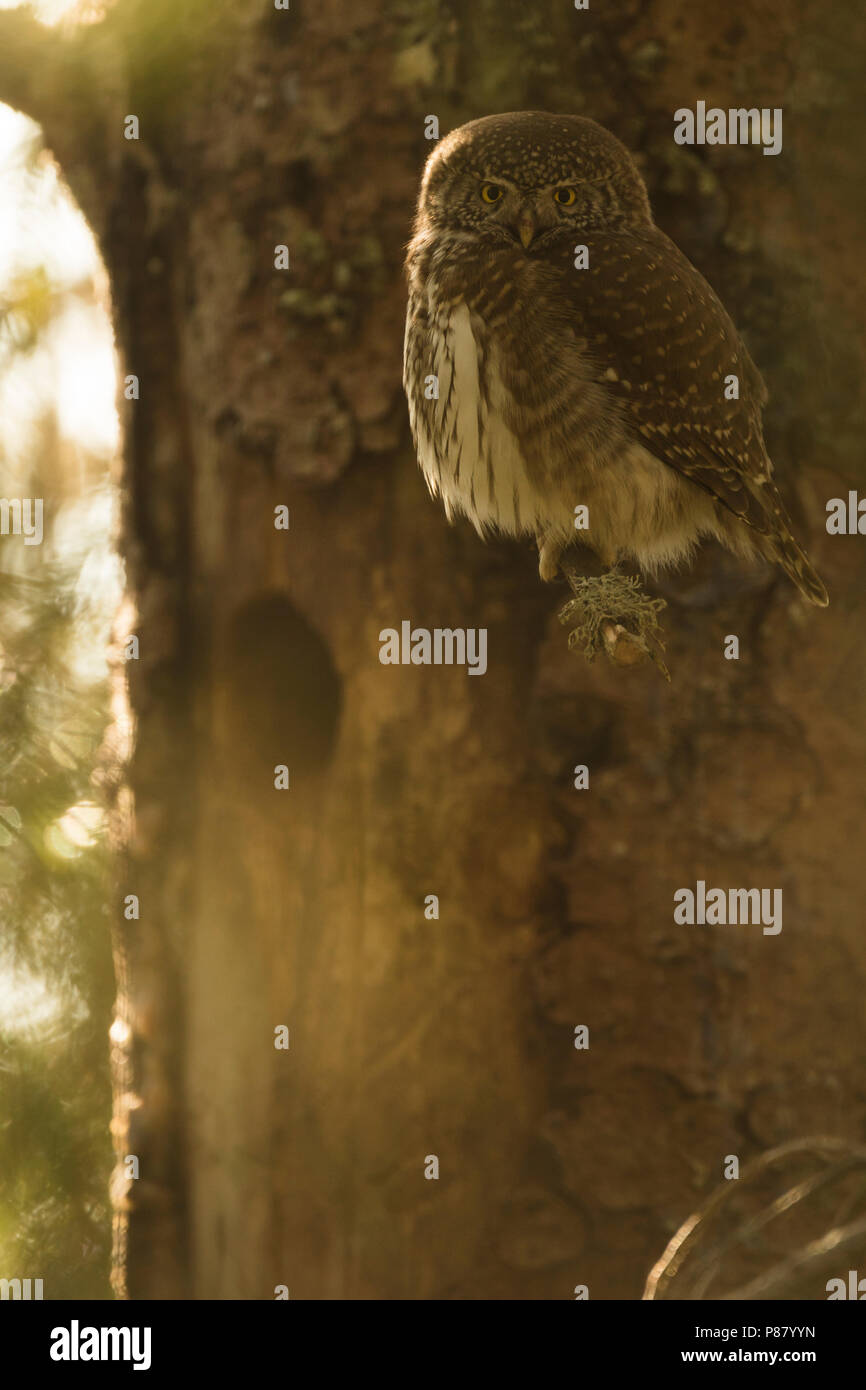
[3,0,865,1298]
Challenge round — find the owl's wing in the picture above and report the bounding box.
[557,226,781,537]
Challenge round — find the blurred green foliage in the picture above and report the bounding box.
[0,263,115,1294]
[0,560,115,1299]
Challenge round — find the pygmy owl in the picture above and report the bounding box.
[403,111,828,607]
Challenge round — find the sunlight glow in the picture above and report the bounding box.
[0,94,120,1029]
[0,0,111,28]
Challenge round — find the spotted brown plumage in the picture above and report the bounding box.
[403,111,829,607]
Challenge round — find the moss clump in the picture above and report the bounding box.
[558,570,670,681]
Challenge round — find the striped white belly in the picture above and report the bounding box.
[412,301,543,539]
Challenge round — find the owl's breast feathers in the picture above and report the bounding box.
[404,233,626,541]
[404,237,566,539]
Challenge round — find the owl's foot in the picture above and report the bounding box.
[558,570,670,681]
[537,534,566,583]
[538,535,615,582]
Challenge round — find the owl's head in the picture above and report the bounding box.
[414,112,652,250]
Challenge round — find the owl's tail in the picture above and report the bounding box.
[770,531,829,607]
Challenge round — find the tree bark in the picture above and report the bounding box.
[3,0,865,1299]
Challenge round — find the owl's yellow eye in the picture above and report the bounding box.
[480,183,505,204]
[554,187,577,206]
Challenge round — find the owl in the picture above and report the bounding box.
[403,112,828,607]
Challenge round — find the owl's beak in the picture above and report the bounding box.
[516,211,536,249]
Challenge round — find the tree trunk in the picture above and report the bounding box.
[3,0,865,1299]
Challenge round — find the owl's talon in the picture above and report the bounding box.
[538,537,565,583]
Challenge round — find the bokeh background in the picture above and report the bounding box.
[0,74,118,1298]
